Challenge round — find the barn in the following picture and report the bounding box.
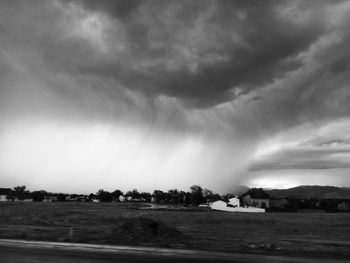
[210,200,228,210]
[240,188,270,208]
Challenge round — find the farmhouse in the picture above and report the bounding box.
[240,188,270,208]
[210,199,265,212]
[0,188,12,201]
[210,197,240,210]
[228,197,240,207]
[211,200,228,210]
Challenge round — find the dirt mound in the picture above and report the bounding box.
[107,217,183,245]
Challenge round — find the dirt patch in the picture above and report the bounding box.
[107,217,183,245]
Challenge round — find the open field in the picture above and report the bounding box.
[0,202,349,258]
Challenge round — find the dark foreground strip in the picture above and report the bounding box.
[0,239,348,263]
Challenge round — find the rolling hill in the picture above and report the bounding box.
[266,185,350,199]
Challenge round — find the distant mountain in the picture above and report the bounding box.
[227,185,250,196]
[266,185,350,199]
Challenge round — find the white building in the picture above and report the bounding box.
[211,200,228,210]
[0,194,8,202]
[210,199,265,213]
[228,197,240,207]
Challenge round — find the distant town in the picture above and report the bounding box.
[1,185,349,212]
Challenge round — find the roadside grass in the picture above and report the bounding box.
[0,202,349,258]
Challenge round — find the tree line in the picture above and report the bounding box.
[4,185,349,211]
[4,185,231,206]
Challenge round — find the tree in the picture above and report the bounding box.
[6,190,15,201]
[111,190,123,201]
[179,191,187,205]
[88,193,96,201]
[152,190,165,203]
[13,185,30,200]
[184,192,192,206]
[14,185,26,193]
[31,191,46,202]
[203,188,221,202]
[57,193,67,202]
[167,189,180,204]
[125,189,140,199]
[190,185,204,206]
[140,192,152,202]
[96,189,113,202]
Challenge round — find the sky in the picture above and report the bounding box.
[0,0,350,194]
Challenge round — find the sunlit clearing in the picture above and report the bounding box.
[249,176,300,189]
[246,168,350,189]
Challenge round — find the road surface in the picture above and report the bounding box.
[0,239,348,263]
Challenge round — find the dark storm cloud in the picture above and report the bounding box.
[250,148,350,171]
[57,0,325,106]
[0,0,348,121]
[0,0,331,109]
[0,0,349,137]
[66,0,142,20]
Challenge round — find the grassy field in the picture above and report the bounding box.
[0,202,349,258]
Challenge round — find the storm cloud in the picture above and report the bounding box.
[0,0,350,192]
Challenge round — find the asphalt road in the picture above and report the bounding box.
[0,239,348,263]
